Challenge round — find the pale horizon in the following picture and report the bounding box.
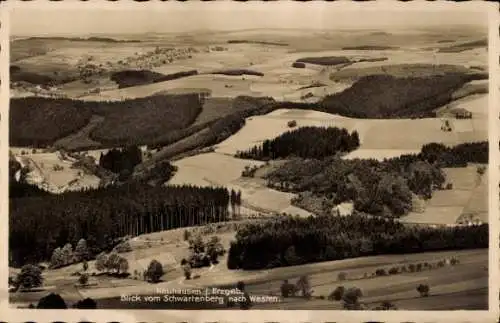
[9,3,489,37]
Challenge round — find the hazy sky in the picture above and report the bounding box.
[10,2,489,36]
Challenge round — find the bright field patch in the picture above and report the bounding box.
[401,166,486,225]
[17,152,100,193]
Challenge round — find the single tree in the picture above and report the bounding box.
[119,257,129,274]
[296,275,312,298]
[146,259,164,283]
[61,243,74,266]
[50,247,64,268]
[95,252,108,272]
[82,260,89,272]
[75,239,89,262]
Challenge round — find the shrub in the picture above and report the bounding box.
[417,284,430,297]
[408,264,416,272]
[37,293,67,309]
[450,257,460,266]
[388,267,399,275]
[342,287,363,310]
[280,279,297,298]
[73,297,97,309]
[287,120,297,128]
[337,272,347,281]
[329,286,345,301]
[78,273,89,286]
[446,183,453,190]
[16,264,43,289]
[375,268,387,276]
[375,301,398,310]
[416,263,423,272]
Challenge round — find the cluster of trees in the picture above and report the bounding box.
[235,127,360,160]
[95,252,129,275]
[320,73,486,118]
[227,214,487,270]
[266,141,487,218]
[10,182,241,266]
[186,234,226,269]
[134,161,178,185]
[420,142,488,166]
[10,94,203,148]
[99,146,142,180]
[110,69,198,88]
[50,239,90,269]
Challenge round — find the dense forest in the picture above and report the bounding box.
[110,69,198,88]
[319,73,486,118]
[227,214,488,270]
[266,141,487,218]
[9,183,242,266]
[235,127,360,160]
[10,94,203,147]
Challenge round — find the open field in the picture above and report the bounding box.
[12,151,100,193]
[214,104,487,156]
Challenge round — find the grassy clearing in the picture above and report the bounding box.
[330,63,477,82]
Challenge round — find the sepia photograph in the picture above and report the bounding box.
[2,1,498,320]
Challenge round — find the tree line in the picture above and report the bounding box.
[235,127,360,160]
[110,69,198,89]
[227,214,487,270]
[9,183,242,267]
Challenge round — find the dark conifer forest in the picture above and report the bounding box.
[235,127,360,160]
[9,183,241,266]
[227,214,488,270]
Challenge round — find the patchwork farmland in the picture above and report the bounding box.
[8,6,490,313]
